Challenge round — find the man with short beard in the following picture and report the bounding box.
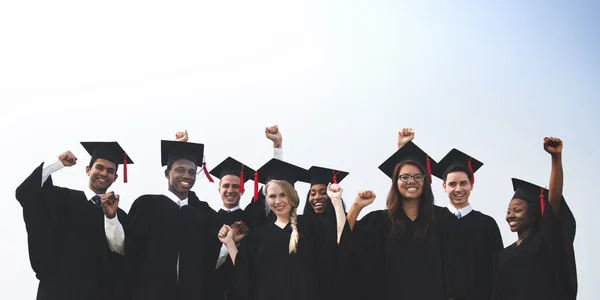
[15,142,132,300]
[126,134,221,300]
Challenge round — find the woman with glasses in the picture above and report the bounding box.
[343,141,446,300]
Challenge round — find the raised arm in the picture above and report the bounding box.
[544,137,564,217]
[265,125,283,159]
[347,190,376,231]
[327,183,347,244]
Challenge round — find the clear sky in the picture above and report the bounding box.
[1,0,598,299]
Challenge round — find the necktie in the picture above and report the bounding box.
[455,210,462,219]
[91,195,102,208]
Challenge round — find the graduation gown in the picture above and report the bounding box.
[494,198,577,300]
[348,209,446,300]
[126,191,220,300]
[232,215,337,300]
[205,208,250,300]
[301,196,358,300]
[435,206,504,300]
[15,163,128,300]
[242,187,275,230]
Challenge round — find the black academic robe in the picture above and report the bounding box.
[232,215,337,300]
[242,187,275,230]
[302,195,358,300]
[435,206,504,300]
[494,198,577,300]
[15,162,128,300]
[205,208,249,300]
[126,191,220,300]
[348,209,446,300]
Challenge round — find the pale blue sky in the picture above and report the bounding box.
[1,0,598,299]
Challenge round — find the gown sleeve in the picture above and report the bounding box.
[543,197,577,298]
[15,163,65,278]
[232,228,258,300]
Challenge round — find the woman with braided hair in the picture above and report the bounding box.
[218,178,346,300]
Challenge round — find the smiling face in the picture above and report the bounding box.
[219,174,242,209]
[308,184,328,215]
[86,158,117,194]
[443,171,472,209]
[397,164,425,200]
[506,198,534,232]
[266,182,292,218]
[165,159,197,198]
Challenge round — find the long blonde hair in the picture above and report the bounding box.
[265,180,300,254]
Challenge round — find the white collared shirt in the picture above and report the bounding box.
[447,203,473,218]
[164,189,188,207]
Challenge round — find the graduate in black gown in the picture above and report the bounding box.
[494,137,577,300]
[126,137,221,300]
[432,148,504,300]
[302,166,356,300]
[218,160,347,300]
[344,141,446,300]
[207,156,256,300]
[15,142,132,300]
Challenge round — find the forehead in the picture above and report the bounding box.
[267,182,284,194]
[220,174,240,185]
[445,171,469,182]
[92,158,117,170]
[509,198,529,208]
[171,159,197,169]
[399,164,421,174]
[310,184,327,191]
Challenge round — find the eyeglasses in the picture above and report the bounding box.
[397,174,426,182]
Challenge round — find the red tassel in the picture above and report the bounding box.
[123,152,128,183]
[426,155,432,184]
[539,187,545,216]
[239,164,245,194]
[202,162,214,183]
[332,170,339,184]
[253,171,259,201]
[467,157,474,185]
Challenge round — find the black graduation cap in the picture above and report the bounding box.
[305,166,349,186]
[161,140,204,167]
[511,178,548,216]
[256,158,307,187]
[209,156,256,193]
[378,141,438,183]
[433,148,483,184]
[80,142,133,183]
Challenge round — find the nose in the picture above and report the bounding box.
[455,185,463,192]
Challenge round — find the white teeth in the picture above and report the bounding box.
[181,182,190,187]
[314,203,324,207]
[509,221,517,226]
[407,188,417,191]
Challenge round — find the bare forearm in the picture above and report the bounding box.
[548,154,563,216]
[224,240,238,265]
[331,197,346,244]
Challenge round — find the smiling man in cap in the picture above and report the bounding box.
[15,141,133,300]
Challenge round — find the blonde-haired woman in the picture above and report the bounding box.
[218,180,346,300]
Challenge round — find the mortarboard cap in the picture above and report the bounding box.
[433,148,483,184]
[378,141,438,183]
[304,166,349,186]
[209,156,256,194]
[256,158,307,187]
[80,141,133,183]
[161,140,204,167]
[511,178,548,216]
